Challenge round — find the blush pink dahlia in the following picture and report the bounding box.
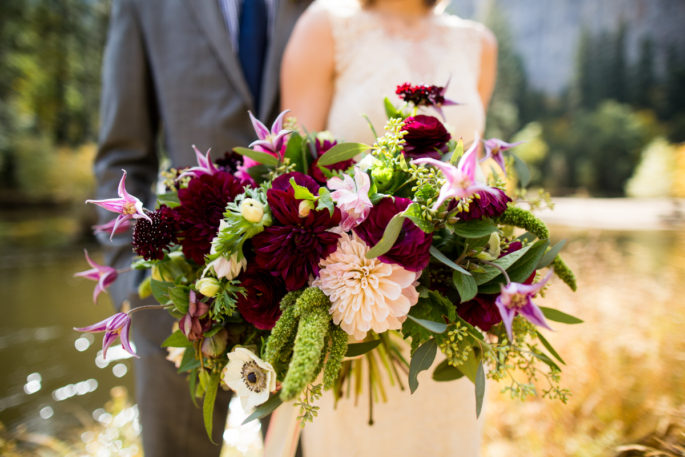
[353,197,432,272]
[251,172,341,291]
[312,232,419,341]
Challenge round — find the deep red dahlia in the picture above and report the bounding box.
[454,188,511,221]
[308,138,354,184]
[236,265,286,330]
[402,115,451,160]
[353,197,432,272]
[132,205,179,260]
[174,171,245,264]
[252,172,341,290]
[457,295,502,331]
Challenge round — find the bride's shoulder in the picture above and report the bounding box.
[306,0,359,18]
[435,13,496,47]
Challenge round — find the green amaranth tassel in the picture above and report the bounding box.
[552,256,577,291]
[497,206,550,240]
[263,291,302,370]
[279,288,331,401]
[324,325,349,390]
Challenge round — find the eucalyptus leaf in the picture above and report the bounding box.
[317,142,369,166]
[242,394,284,425]
[432,359,465,382]
[453,270,478,302]
[535,330,565,365]
[233,147,279,167]
[366,213,405,259]
[478,240,549,294]
[409,338,438,394]
[407,314,448,334]
[161,330,192,348]
[384,97,401,119]
[345,339,382,357]
[202,373,220,442]
[540,306,583,324]
[475,362,485,418]
[429,246,470,275]
[537,240,567,269]
[402,202,435,234]
[530,349,561,371]
[459,347,480,383]
[511,153,531,188]
[451,219,498,238]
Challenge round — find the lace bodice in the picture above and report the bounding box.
[320,0,487,146]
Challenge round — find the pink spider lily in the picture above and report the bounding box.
[248,110,292,157]
[74,250,118,304]
[85,170,151,239]
[495,269,553,341]
[328,167,373,231]
[482,138,523,174]
[92,217,133,236]
[74,312,137,359]
[412,132,494,210]
[177,145,220,180]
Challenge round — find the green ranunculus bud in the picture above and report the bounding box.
[195,277,221,298]
[240,198,265,223]
[201,328,229,357]
[138,276,152,298]
[371,167,394,191]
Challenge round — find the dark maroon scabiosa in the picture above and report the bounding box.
[236,265,286,330]
[454,188,511,221]
[174,171,245,264]
[401,115,451,160]
[251,172,341,291]
[132,205,179,260]
[457,295,502,331]
[396,83,448,106]
[353,197,432,272]
[215,151,244,175]
[308,138,354,184]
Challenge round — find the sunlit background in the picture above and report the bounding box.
[1,0,684,456]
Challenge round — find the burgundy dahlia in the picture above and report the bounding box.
[308,138,354,184]
[457,295,502,331]
[353,197,432,272]
[454,188,511,221]
[132,205,179,260]
[236,265,286,330]
[402,115,451,160]
[174,171,245,264]
[252,172,341,290]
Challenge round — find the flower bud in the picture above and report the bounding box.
[195,277,221,298]
[298,200,315,218]
[138,276,152,298]
[371,167,394,190]
[201,329,228,358]
[240,198,265,223]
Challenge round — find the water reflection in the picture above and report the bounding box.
[0,245,134,437]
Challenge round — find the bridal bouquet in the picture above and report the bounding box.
[74,82,579,435]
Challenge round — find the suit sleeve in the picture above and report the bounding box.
[94,0,159,309]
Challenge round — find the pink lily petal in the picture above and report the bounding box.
[482,138,524,174]
[92,217,132,236]
[495,270,554,340]
[74,312,138,359]
[249,111,271,140]
[74,250,118,303]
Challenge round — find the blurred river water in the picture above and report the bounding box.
[1,207,684,456]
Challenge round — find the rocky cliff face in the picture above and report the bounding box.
[448,0,685,94]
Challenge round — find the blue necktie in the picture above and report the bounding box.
[238,0,268,110]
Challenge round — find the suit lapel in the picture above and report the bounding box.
[185,0,253,108]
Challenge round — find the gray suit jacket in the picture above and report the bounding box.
[95,0,310,310]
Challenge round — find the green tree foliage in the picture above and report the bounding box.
[0,0,109,201]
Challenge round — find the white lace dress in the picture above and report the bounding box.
[301,2,488,456]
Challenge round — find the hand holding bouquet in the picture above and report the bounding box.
[75,82,579,435]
